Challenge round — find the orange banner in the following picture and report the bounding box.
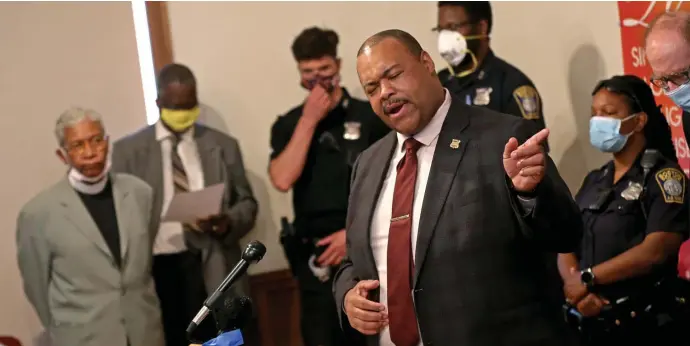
[617,1,690,175]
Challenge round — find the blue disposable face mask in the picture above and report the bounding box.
[589,114,638,153]
[666,83,690,112]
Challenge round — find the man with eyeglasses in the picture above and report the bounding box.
[646,11,690,293]
[435,1,548,149]
[16,107,164,346]
[646,11,690,148]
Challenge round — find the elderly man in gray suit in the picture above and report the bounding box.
[112,63,258,345]
[16,107,164,346]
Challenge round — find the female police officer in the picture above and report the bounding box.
[558,75,689,345]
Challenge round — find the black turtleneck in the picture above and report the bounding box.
[77,180,122,268]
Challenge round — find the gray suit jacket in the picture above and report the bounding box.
[16,173,164,346]
[111,123,258,297]
[333,97,583,346]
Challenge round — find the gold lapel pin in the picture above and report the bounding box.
[450,139,461,149]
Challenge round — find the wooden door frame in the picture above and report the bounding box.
[143,4,302,344]
[145,1,173,74]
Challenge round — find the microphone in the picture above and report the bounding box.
[213,295,253,333]
[641,148,660,178]
[640,149,660,220]
[193,296,253,346]
[187,241,266,337]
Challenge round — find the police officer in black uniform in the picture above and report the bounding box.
[435,1,548,150]
[558,75,689,345]
[268,27,390,346]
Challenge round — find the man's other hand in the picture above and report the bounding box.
[344,280,388,335]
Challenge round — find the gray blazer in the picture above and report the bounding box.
[111,123,258,297]
[333,97,582,346]
[16,173,164,346]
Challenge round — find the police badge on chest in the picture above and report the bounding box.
[473,87,492,106]
[621,181,643,201]
[343,121,361,141]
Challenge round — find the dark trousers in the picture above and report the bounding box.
[292,257,347,346]
[153,251,218,346]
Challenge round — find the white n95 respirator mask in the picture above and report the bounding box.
[437,30,485,77]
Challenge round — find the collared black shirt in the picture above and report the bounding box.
[438,50,548,151]
[574,152,689,298]
[270,88,390,237]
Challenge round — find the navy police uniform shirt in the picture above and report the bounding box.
[270,88,390,237]
[574,152,689,298]
[438,50,549,151]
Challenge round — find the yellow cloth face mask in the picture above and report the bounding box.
[160,106,200,132]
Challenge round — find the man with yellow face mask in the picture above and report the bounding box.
[435,1,548,150]
[112,63,258,346]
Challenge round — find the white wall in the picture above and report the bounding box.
[491,1,624,189]
[167,1,625,274]
[0,2,147,343]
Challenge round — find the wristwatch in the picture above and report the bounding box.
[580,268,596,289]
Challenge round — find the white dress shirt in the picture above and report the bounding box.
[153,122,205,255]
[370,89,452,346]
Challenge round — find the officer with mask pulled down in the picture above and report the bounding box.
[435,1,548,150]
[268,27,390,346]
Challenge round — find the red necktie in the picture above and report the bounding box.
[387,138,422,346]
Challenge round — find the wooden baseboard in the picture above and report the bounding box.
[248,269,302,346]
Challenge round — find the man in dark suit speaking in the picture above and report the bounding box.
[332,29,582,346]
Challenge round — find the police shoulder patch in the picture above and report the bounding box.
[655,167,686,204]
[512,85,541,120]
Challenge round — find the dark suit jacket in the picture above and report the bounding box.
[333,97,583,346]
[112,123,258,297]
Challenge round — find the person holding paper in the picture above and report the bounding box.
[16,107,164,346]
[112,64,258,346]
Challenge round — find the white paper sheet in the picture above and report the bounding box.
[162,183,225,223]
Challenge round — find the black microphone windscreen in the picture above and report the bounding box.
[242,241,266,262]
[214,295,253,333]
[641,149,660,170]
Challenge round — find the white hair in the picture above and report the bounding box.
[54,107,105,146]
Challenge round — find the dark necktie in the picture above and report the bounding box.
[387,138,422,346]
[171,138,197,234]
[171,137,190,193]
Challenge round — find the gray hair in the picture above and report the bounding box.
[54,107,105,146]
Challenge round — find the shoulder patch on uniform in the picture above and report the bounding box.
[655,167,686,204]
[512,85,540,120]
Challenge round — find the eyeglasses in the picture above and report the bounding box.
[431,21,473,32]
[63,134,108,154]
[650,66,690,91]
